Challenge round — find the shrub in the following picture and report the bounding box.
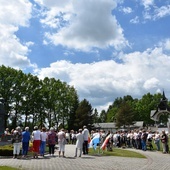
[0,145,13,156]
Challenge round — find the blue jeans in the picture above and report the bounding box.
[22,142,29,155]
[155,139,160,151]
[40,141,46,155]
[141,140,146,151]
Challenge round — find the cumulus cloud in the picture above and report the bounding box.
[143,78,159,90]
[35,0,128,51]
[0,0,36,70]
[1,0,170,112]
[35,45,170,111]
[164,39,170,51]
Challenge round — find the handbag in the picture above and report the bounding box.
[63,138,67,145]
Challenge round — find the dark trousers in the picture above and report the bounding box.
[49,144,55,154]
[83,140,88,154]
[22,142,29,155]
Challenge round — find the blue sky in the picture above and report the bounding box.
[0,0,170,112]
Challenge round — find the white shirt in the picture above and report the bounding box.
[82,128,89,141]
[147,133,153,139]
[41,132,48,141]
[32,130,41,140]
[76,133,84,149]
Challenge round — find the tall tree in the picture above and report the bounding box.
[98,110,107,123]
[134,93,162,126]
[74,99,93,130]
[115,101,135,128]
[66,86,79,131]
[0,65,21,128]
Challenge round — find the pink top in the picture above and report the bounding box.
[58,131,65,143]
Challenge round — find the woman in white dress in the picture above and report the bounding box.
[74,129,84,157]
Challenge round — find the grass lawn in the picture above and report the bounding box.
[88,147,146,158]
[0,166,21,170]
[89,136,170,158]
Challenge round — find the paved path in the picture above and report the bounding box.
[0,145,170,170]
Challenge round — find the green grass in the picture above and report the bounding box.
[151,136,170,152]
[88,147,146,158]
[0,166,21,170]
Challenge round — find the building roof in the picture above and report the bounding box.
[93,123,116,129]
[150,91,170,121]
[93,121,144,129]
[133,121,144,127]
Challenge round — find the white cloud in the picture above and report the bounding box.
[37,0,128,51]
[0,0,36,70]
[143,77,159,90]
[141,0,154,10]
[153,5,170,20]
[35,45,170,111]
[141,2,170,21]
[0,0,32,26]
[158,39,170,51]
[164,39,170,50]
[130,16,139,24]
[35,0,73,29]
[121,7,133,14]
[34,0,69,9]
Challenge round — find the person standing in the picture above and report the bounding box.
[4,128,10,135]
[40,127,48,157]
[32,126,41,158]
[48,127,56,156]
[57,128,66,157]
[22,127,30,158]
[65,130,70,144]
[12,126,22,159]
[153,131,160,151]
[82,125,89,155]
[74,129,84,157]
[161,130,168,154]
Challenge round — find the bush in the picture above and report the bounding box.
[0,145,13,156]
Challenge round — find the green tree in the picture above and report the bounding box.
[98,110,107,123]
[10,70,27,129]
[0,65,80,130]
[134,93,162,126]
[66,86,79,131]
[115,101,135,128]
[93,108,99,123]
[0,65,22,128]
[74,99,93,130]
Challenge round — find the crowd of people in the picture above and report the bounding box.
[64,128,169,154]
[3,125,90,159]
[3,126,169,159]
[89,129,169,154]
